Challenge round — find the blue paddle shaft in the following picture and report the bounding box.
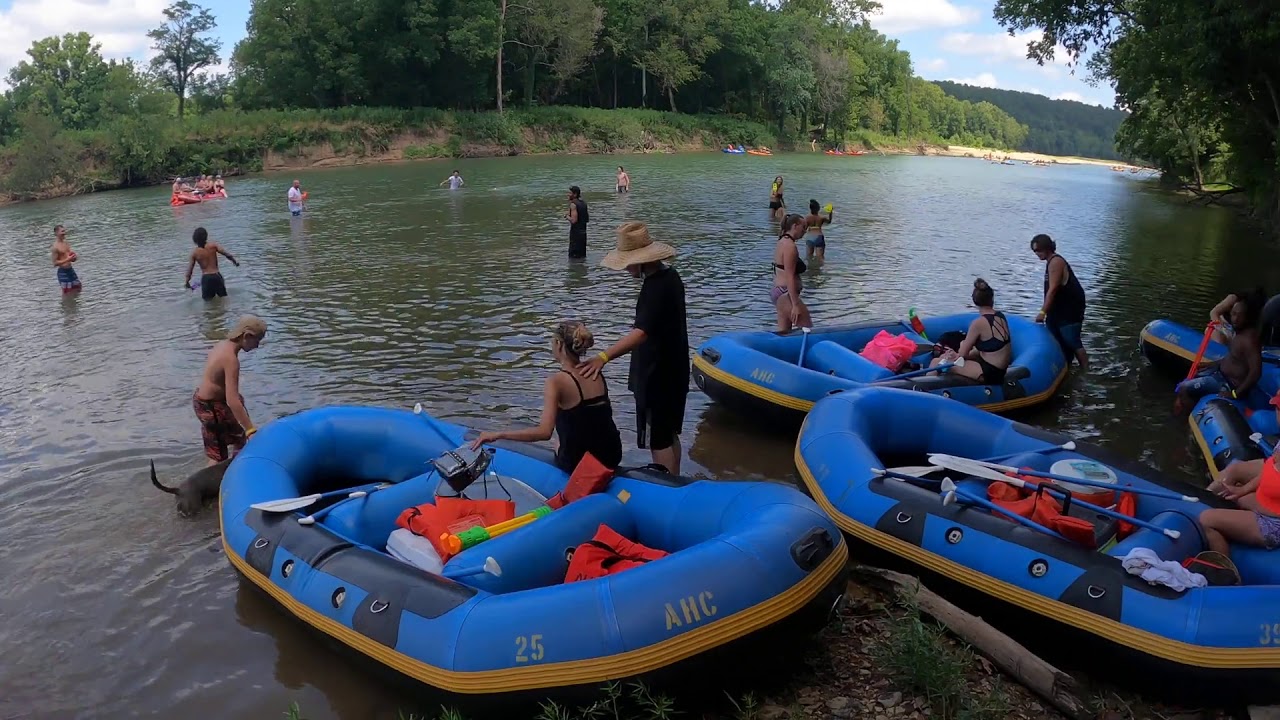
[873,363,955,384]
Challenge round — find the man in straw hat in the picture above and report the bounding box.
[578,222,689,474]
[193,315,267,465]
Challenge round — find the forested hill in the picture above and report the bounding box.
[934,82,1126,160]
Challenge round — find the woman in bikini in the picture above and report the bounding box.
[929,279,1011,384]
[769,176,786,222]
[803,199,833,261]
[771,214,812,332]
[472,320,622,472]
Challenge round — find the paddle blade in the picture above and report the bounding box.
[885,465,944,477]
[483,557,502,577]
[252,493,322,513]
[413,403,423,415]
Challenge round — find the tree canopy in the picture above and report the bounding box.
[934,81,1125,160]
[993,0,1280,220]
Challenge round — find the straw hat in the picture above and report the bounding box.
[602,222,677,270]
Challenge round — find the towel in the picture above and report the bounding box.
[1121,547,1207,592]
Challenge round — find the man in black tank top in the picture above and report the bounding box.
[1031,234,1089,369]
[567,186,588,259]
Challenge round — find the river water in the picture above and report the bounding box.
[0,154,1274,718]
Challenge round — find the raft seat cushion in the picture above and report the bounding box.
[804,340,894,382]
[444,492,636,595]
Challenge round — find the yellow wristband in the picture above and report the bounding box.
[245,426,257,437]
[597,351,609,363]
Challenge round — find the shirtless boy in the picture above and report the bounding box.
[51,224,81,294]
[194,315,267,465]
[184,227,239,300]
[1176,290,1265,414]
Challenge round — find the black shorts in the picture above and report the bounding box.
[200,272,227,300]
[769,201,782,211]
[636,386,688,451]
[568,231,587,259]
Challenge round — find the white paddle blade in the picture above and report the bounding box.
[942,491,958,506]
[1251,432,1263,443]
[940,478,957,493]
[483,557,502,577]
[1061,441,1077,451]
[252,493,322,513]
[297,516,317,525]
[347,491,368,499]
[886,465,944,477]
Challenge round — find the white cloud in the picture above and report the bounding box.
[1053,91,1085,102]
[938,31,1072,68]
[919,57,948,73]
[870,0,981,34]
[0,0,168,82]
[948,72,1000,88]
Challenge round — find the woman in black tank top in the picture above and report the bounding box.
[472,321,622,472]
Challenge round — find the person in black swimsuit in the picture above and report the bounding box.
[929,279,1012,384]
[472,320,622,472]
[567,186,589,259]
[771,214,810,331]
[769,176,785,222]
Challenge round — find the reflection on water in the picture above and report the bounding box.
[0,154,1276,718]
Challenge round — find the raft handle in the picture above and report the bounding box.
[699,347,721,364]
[895,512,912,524]
[1087,585,1106,599]
[253,538,269,550]
[789,527,835,572]
[370,599,390,614]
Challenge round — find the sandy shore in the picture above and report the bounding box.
[936,145,1132,168]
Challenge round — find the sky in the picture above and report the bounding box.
[0,0,1115,107]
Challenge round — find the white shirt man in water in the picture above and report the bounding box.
[287,179,305,216]
[440,170,464,190]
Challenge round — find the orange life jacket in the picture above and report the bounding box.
[396,495,515,559]
[987,478,1098,548]
[1257,457,1280,515]
[546,451,614,510]
[565,524,668,583]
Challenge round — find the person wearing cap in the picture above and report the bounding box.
[1200,393,1280,570]
[566,186,589,259]
[50,224,81,294]
[193,315,267,465]
[577,222,688,475]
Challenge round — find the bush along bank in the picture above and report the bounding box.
[0,107,778,203]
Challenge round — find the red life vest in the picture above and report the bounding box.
[565,524,668,583]
[396,495,515,559]
[987,478,1098,548]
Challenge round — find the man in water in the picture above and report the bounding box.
[616,167,630,193]
[578,222,688,475]
[194,315,267,465]
[1176,290,1265,414]
[184,227,240,300]
[51,224,81,294]
[567,185,589,259]
[1032,234,1089,369]
[287,179,306,216]
[440,170,465,190]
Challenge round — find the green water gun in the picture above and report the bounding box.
[441,505,553,554]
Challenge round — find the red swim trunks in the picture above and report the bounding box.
[193,392,246,461]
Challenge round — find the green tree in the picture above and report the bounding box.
[3,112,78,196]
[148,0,222,118]
[6,33,111,130]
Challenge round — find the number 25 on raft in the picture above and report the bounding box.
[665,592,717,631]
[515,634,545,662]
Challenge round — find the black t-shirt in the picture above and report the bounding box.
[628,265,690,399]
[570,199,589,235]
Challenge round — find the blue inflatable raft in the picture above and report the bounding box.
[1139,318,1280,479]
[692,313,1067,426]
[722,148,746,154]
[796,386,1280,699]
[220,406,847,699]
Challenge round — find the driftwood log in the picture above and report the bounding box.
[851,565,1091,720]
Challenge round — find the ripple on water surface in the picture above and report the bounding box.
[0,154,1274,719]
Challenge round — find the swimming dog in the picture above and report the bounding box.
[150,459,230,516]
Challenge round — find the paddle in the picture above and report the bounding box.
[872,362,956,384]
[872,468,1065,540]
[252,481,387,513]
[443,556,503,579]
[298,484,391,525]
[413,402,461,447]
[981,441,1077,464]
[1251,432,1275,458]
[933,461,1182,540]
[797,327,812,366]
[1184,321,1220,383]
[886,441,1079,477]
[927,453,1201,504]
